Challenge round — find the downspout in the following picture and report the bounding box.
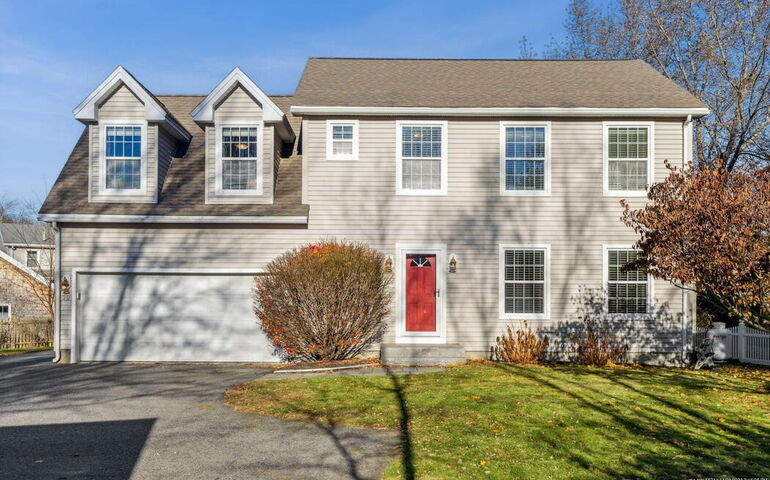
[52,221,61,363]
[681,115,693,364]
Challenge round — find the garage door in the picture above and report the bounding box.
[77,273,279,362]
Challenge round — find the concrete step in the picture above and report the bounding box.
[380,343,466,366]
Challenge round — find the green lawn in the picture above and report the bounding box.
[225,362,770,480]
[0,347,51,357]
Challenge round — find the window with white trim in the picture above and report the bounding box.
[0,305,9,320]
[606,125,650,192]
[105,125,142,190]
[503,125,547,192]
[26,250,39,268]
[326,120,358,160]
[221,126,258,190]
[606,249,648,314]
[501,247,549,317]
[398,123,446,193]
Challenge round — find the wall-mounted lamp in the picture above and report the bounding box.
[449,255,458,273]
[61,276,71,294]
[384,256,393,273]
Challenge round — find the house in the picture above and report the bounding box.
[39,58,709,365]
[0,228,52,322]
[0,223,54,277]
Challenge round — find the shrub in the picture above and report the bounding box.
[492,322,549,364]
[569,287,629,366]
[255,240,391,362]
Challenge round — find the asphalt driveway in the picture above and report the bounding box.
[0,352,399,480]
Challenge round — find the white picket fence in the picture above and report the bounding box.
[693,321,770,366]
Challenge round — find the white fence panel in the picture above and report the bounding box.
[694,322,770,366]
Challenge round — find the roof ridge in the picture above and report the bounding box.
[308,57,642,62]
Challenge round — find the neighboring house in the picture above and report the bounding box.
[0,248,52,323]
[39,58,709,365]
[0,223,54,278]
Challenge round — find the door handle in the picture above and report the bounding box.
[435,289,440,298]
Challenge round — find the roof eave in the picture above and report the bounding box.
[290,105,710,118]
[38,214,308,225]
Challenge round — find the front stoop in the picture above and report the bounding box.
[380,343,466,366]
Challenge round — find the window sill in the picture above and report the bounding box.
[325,157,358,162]
[604,190,648,198]
[500,190,551,197]
[215,190,265,196]
[500,313,550,321]
[396,189,448,196]
[99,188,146,196]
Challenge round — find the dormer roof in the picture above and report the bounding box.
[72,66,191,141]
[191,67,294,141]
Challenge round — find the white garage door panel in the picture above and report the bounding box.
[78,273,279,362]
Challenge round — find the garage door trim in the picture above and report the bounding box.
[70,267,264,363]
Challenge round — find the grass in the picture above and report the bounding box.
[225,362,770,480]
[0,347,51,357]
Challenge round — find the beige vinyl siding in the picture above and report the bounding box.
[59,117,689,361]
[157,127,176,193]
[90,84,157,203]
[206,86,274,204]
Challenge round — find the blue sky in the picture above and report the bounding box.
[0,0,571,207]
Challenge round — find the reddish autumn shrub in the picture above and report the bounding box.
[255,240,391,361]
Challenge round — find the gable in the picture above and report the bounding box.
[98,84,145,120]
[214,85,263,121]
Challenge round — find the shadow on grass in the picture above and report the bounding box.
[492,363,770,478]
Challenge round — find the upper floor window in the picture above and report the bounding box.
[499,245,550,319]
[500,122,550,195]
[396,121,448,195]
[326,120,358,160]
[26,250,39,268]
[219,126,261,193]
[605,247,651,315]
[604,122,653,196]
[105,125,143,191]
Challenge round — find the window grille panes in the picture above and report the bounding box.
[105,126,141,190]
[401,125,442,190]
[608,127,649,191]
[607,249,648,314]
[221,127,258,190]
[504,249,546,314]
[505,127,546,191]
[26,251,39,268]
[331,124,354,156]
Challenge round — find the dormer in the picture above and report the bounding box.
[192,68,294,205]
[73,66,191,204]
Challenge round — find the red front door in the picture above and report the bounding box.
[405,254,437,332]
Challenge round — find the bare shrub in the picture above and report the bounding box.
[570,287,629,366]
[255,240,391,362]
[493,322,549,364]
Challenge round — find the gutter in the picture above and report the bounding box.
[52,221,61,364]
[290,105,711,118]
[38,214,308,225]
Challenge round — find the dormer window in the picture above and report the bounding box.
[217,124,262,195]
[102,124,146,193]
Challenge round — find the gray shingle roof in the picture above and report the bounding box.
[0,223,53,246]
[294,58,707,109]
[39,95,307,218]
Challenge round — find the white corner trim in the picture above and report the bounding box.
[191,67,286,125]
[291,105,710,118]
[498,244,551,321]
[214,122,265,196]
[602,121,655,198]
[37,214,308,224]
[98,121,149,196]
[394,244,448,344]
[325,119,359,161]
[395,120,449,196]
[601,245,655,319]
[499,121,552,197]
[72,66,190,141]
[0,250,49,286]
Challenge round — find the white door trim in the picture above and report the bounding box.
[70,267,264,363]
[394,244,447,344]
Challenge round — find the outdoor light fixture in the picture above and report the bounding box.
[384,256,393,273]
[61,276,71,294]
[449,255,457,273]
